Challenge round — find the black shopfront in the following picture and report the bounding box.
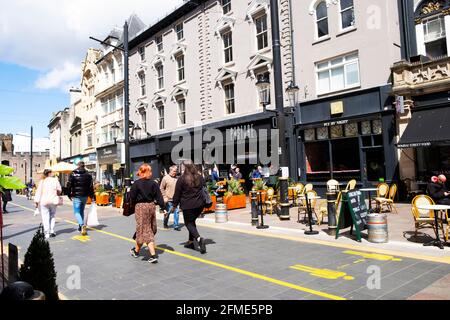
[130,112,281,187]
[294,86,398,189]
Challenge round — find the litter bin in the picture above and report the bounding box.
[215,204,228,223]
[367,213,388,243]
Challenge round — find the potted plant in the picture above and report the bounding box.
[114,189,124,209]
[95,186,109,206]
[224,179,246,210]
[252,179,268,202]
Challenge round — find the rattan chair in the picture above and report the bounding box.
[411,195,441,238]
[298,190,318,223]
[264,188,278,216]
[375,184,398,213]
[344,179,357,192]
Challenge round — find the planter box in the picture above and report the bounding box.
[115,195,123,208]
[95,194,110,206]
[87,197,92,205]
[224,194,247,210]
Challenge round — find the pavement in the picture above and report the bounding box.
[1,194,450,300]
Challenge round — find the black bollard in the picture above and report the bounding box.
[256,191,269,229]
[278,177,290,220]
[327,192,337,236]
[250,190,259,226]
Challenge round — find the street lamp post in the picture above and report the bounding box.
[269,0,291,220]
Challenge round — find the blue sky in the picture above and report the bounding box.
[0,62,69,137]
[0,0,183,139]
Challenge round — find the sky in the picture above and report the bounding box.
[0,0,184,138]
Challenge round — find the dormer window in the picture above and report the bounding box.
[222,0,231,14]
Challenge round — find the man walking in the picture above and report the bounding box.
[160,165,180,231]
[67,162,95,236]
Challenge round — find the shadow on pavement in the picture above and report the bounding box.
[3,226,39,240]
[403,231,434,244]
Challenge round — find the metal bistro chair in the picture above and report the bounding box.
[375,184,398,214]
[298,190,318,224]
[411,195,441,238]
[264,187,278,216]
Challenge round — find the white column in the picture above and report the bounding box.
[444,15,450,55]
[415,23,426,56]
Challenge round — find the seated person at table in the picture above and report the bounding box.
[251,166,263,180]
[427,175,450,205]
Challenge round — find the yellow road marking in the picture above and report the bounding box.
[71,235,91,243]
[61,219,345,300]
[343,250,402,262]
[10,201,450,264]
[290,264,354,281]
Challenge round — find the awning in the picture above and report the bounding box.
[397,107,450,148]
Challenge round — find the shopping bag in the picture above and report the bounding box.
[33,207,40,217]
[87,203,99,227]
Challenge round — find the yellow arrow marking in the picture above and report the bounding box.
[72,235,91,243]
[353,259,366,264]
[290,264,354,281]
[343,250,402,262]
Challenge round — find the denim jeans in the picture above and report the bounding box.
[164,201,179,228]
[73,196,88,226]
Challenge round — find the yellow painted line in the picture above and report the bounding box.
[343,250,402,262]
[352,259,366,265]
[290,264,354,281]
[10,201,450,264]
[71,235,91,243]
[62,219,345,300]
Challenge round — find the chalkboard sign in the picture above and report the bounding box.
[335,190,369,242]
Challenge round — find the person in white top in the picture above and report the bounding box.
[34,169,62,239]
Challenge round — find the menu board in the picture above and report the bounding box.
[336,190,369,242]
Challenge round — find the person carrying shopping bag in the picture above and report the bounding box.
[129,164,166,264]
[34,169,62,239]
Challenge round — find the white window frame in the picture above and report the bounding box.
[175,23,184,41]
[222,0,232,14]
[86,129,93,148]
[254,14,269,51]
[224,83,235,114]
[156,64,164,89]
[177,98,186,125]
[176,55,185,82]
[139,72,146,97]
[315,52,360,95]
[339,0,355,31]
[140,110,147,133]
[157,105,165,130]
[222,30,233,63]
[156,35,163,53]
[315,1,329,40]
[138,46,146,61]
[423,15,446,43]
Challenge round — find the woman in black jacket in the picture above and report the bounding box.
[1,189,12,213]
[172,161,207,254]
[129,164,166,264]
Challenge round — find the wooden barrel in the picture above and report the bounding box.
[215,204,228,223]
[368,213,388,243]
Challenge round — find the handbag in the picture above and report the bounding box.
[53,196,63,206]
[122,192,136,217]
[202,187,213,208]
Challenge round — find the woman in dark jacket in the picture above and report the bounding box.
[129,164,166,264]
[172,160,207,254]
[1,189,12,213]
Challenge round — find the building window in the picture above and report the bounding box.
[177,99,186,125]
[156,35,163,52]
[156,64,164,89]
[224,83,235,114]
[110,62,115,83]
[423,16,447,58]
[316,53,360,95]
[340,0,355,30]
[109,94,117,112]
[255,14,268,51]
[140,111,147,133]
[118,59,123,78]
[139,46,146,61]
[101,98,108,114]
[139,72,146,96]
[86,130,93,148]
[316,1,329,39]
[157,105,165,130]
[176,23,184,41]
[222,30,233,63]
[222,0,231,14]
[176,55,185,82]
[117,92,123,109]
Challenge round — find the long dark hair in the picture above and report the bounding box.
[183,160,201,188]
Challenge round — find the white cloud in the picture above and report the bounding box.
[0,0,184,90]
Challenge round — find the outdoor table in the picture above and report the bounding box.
[416,204,450,250]
[298,195,322,235]
[360,188,378,212]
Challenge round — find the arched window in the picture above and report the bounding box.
[316,1,329,39]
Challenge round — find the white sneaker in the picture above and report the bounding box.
[45,233,50,239]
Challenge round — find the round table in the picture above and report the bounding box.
[298,195,322,235]
[416,204,450,249]
[360,188,378,212]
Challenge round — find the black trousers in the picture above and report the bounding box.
[183,207,204,241]
[2,201,7,211]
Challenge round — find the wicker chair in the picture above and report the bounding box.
[298,190,318,223]
[264,188,278,216]
[411,195,441,238]
[375,184,398,213]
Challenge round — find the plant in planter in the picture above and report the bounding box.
[18,225,59,300]
[252,179,268,202]
[224,179,246,210]
[95,185,110,205]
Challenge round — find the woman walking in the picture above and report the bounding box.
[1,189,12,213]
[129,164,165,264]
[34,169,62,239]
[172,160,207,254]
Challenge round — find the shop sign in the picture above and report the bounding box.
[323,119,349,127]
[228,124,256,141]
[89,153,97,162]
[98,146,119,165]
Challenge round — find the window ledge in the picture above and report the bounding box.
[336,27,357,37]
[223,61,236,68]
[312,36,331,45]
[174,80,187,86]
[317,85,361,98]
[154,88,166,94]
[254,47,272,57]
